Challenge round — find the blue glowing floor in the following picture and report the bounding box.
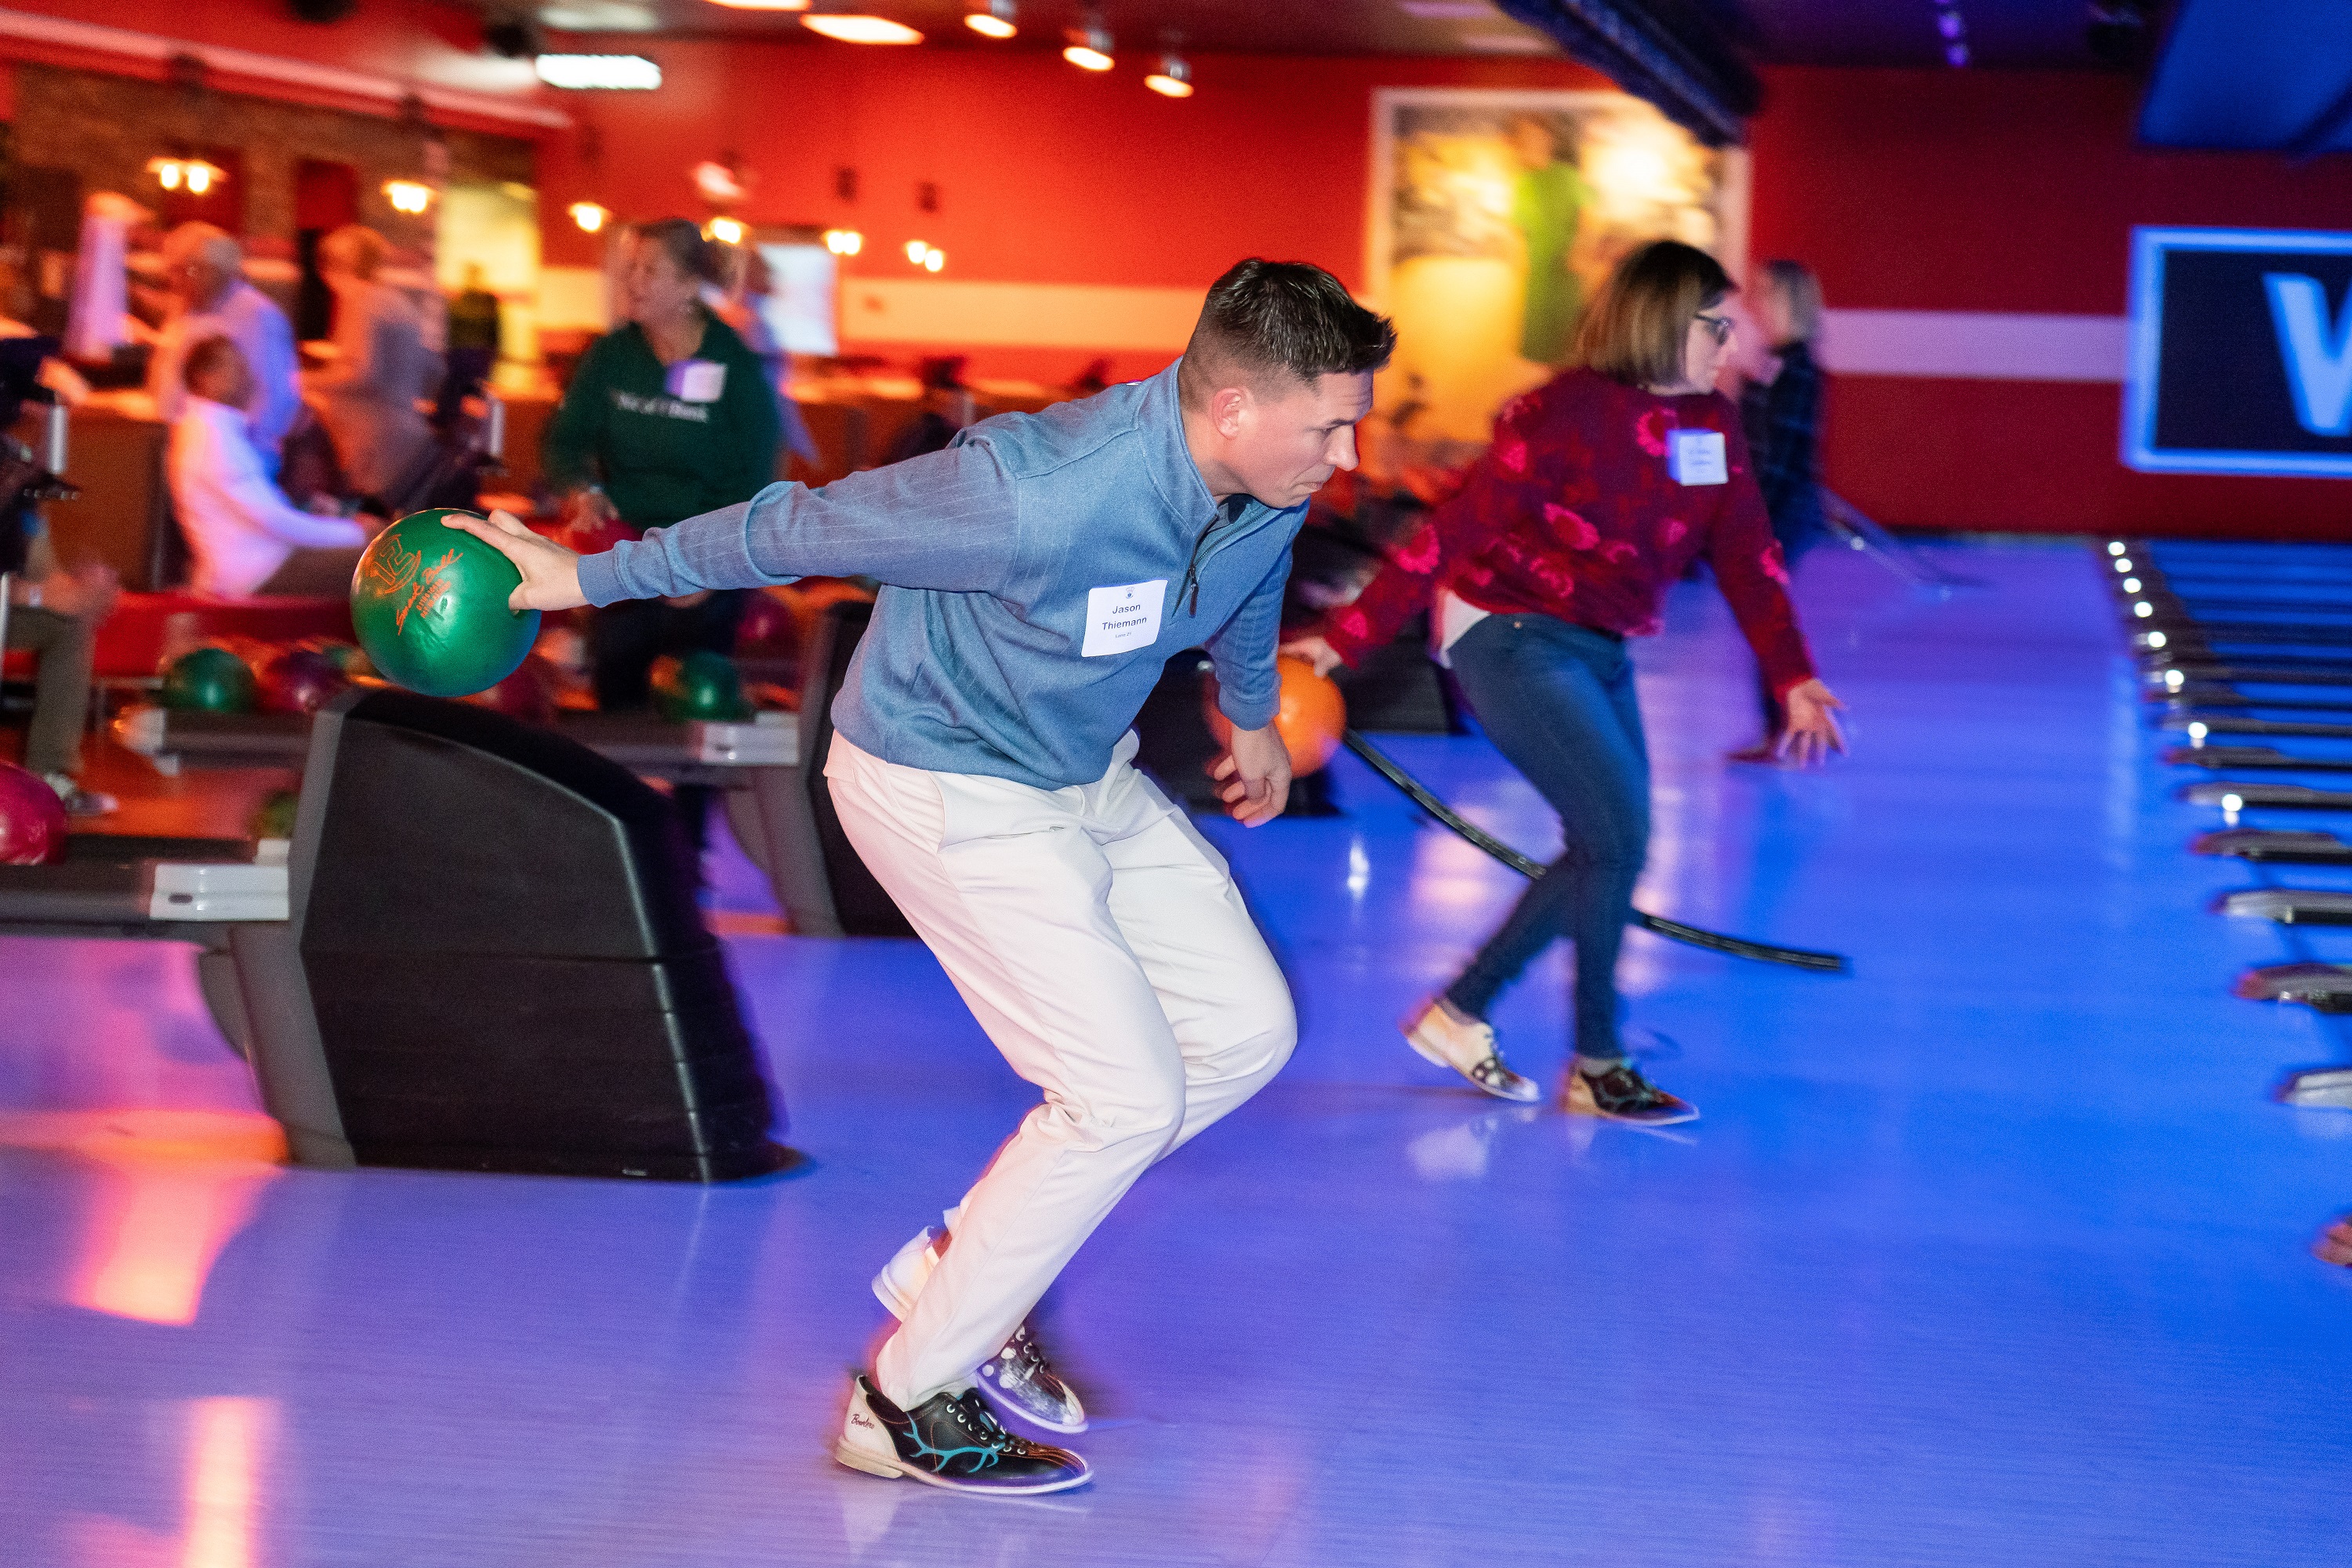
[4,541,2350,1566]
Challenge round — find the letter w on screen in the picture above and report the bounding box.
[2264,274,2352,436]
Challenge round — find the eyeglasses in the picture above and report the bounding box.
[1694,313,1734,346]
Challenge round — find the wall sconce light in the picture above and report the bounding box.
[707,216,747,245]
[147,155,227,194]
[569,201,611,233]
[905,240,943,272]
[966,1,1016,38]
[1145,55,1192,97]
[823,229,864,256]
[384,180,435,215]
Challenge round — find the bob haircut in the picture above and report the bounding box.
[1574,240,1734,388]
[1758,258,1823,344]
[319,224,390,282]
[633,217,720,286]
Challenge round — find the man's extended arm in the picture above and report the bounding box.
[452,438,1026,612]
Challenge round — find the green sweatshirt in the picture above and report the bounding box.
[542,312,782,532]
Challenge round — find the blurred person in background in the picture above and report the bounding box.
[147,224,302,474]
[543,216,780,866]
[4,524,118,816]
[310,224,441,510]
[437,262,501,429]
[1730,260,1828,764]
[702,244,820,470]
[170,336,369,597]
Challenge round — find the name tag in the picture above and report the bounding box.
[1080,579,1167,657]
[1668,428,1728,486]
[668,359,727,403]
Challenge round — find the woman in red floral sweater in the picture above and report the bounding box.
[1287,241,1846,1124]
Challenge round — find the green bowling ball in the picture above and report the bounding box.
[160,644,257,713]
[350,509,541,699]
[651,649,753,723]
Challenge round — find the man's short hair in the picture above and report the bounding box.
[183,333,245,391]
[1575,240,1733,388]
[162,222,244,278]
[1178,260,1396,408]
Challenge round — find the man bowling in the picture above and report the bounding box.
[452,260,1395,1494]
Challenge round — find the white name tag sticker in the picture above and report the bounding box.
[670,359,728,403]
[1669,428,1728,486]
[1081,579,1167,657]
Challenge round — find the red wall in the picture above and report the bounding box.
[537,42,1604,285]
[1752,67,2352,539]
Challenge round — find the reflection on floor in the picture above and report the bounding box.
[3,542,2349,1567]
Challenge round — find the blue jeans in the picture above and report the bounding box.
[1442,614,1650,1060]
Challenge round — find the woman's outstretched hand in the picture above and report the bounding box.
[442,510,590,612]
[1778,677,1848,765]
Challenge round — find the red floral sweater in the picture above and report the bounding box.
[1324,368,1817,698]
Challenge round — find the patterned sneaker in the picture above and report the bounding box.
[1403,1000,1541,1103]
[1564,1062,1700,1125]
[43,774,117,817]
[834,1375,1091,1496]
[873,1228,1087,1433]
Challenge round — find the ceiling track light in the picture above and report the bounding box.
[966,0,1017,38]
[1064,14,1113,71]
[1145,53,1192,97]
[802,14,924,44]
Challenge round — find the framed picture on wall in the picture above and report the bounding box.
[1364,87,1748,449]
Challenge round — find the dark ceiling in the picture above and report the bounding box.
[512,0,2119,67]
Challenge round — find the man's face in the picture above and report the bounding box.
[195,350,252,410]
[1226,371,1375,510]
[176,259,231,311]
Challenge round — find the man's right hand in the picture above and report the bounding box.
[1279,633,1345,678]
[442,510,589,612]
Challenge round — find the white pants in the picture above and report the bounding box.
[825,731,1296,1408]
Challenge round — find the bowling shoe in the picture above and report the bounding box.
[834,1375,1091,1496]
[1403,1000,1541,1103]
[1564,1061,1700,1125]
[873,1227,1088,1434]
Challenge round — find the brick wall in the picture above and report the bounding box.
[9,63,532,256]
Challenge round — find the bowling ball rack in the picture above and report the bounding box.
[8,690,800,1181]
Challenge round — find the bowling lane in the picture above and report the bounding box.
[2,542,2350,1566]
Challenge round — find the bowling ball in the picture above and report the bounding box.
[651,649,753,723]
[735,589,800,657]
[464,653,557,726]
[350,509,541,699]
[249,787,299,841]
[1202,655,1348,776]
[256,646,349,716]
[294,637,366,677]
[160,645,258,713]
[0,761,67,865]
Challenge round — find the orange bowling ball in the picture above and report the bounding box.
[1203,655,1348,776]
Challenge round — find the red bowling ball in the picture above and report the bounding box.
[0,760,67,865]
[735,589,800,658]
[464,653,558,726]
[257,646,351,717]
